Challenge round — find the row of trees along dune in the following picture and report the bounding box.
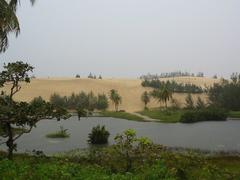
[49,89,123,114]
[142,79,204,93]
[139,72,204,80]
[50,92,108,111]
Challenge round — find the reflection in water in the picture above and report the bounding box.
[1,116,240,154]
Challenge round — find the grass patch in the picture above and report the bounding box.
[228,111,240,118]
[46,126,70,138]
[139,108,184,123]
[99,111,144,121]
[0,150,240,179]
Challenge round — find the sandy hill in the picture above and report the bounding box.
[3,77,219,112]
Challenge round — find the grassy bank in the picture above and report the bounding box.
[139,108,239,123]
[99,111,144,121]
[139,108,184,123]
[0,150,239,179]
[228,111,240,118]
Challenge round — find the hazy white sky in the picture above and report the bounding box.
[1,0,240,78]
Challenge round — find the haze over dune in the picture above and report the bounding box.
[5,77,218,112]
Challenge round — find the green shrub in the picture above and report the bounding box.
[88,125,110,144]
[180,108,228,123]
[46,126,70,138]
[96,94,109,110]
[49,93,67,107]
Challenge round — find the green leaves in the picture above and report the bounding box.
[109,89,122,112]
[88,125,110,144]
[0,61,70,159]
[0,0,20,52]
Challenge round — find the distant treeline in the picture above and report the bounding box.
[140,71,204,80]
[50,91,108,111]
[142,79,204,93]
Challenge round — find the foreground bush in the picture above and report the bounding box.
[0,129,239,179]
[88,125,110,144]
[180,108,228,123]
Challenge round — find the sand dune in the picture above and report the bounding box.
[2,77,219,112]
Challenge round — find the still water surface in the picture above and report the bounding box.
[1,116,240,154]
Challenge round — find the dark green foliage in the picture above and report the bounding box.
[151,87,172,108]
[140,71,203,79]
[88,125,110,144]
[180,108,228,123]
[109,89,122,112]
[0,0,36,52]
[185,93,194,109]
[142,79,203,93]
[196,97,206,109]
[77,91,89,109]
[49,93,67,107]
[90,129,162,172]
[49,91,109,111]
[87,91,97,111]
[0,0,20,52]
[76,107,87,120]
[96,94,108,110]
[208,74,240,111]
[75,74,80,78]
[0,61,70,159]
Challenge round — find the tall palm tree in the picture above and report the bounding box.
[109,89,122,112]
[161,87,172,108]
[151,89,163,108]
[151,87,172,108]
[0,0,35,53]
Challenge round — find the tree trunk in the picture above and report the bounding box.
[115,104,118,112]
[6,123,14,160]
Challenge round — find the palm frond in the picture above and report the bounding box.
[0,0,20,52]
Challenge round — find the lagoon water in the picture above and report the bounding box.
[1,116,240,154]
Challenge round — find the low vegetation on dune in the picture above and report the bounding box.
[142,79,204,93]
